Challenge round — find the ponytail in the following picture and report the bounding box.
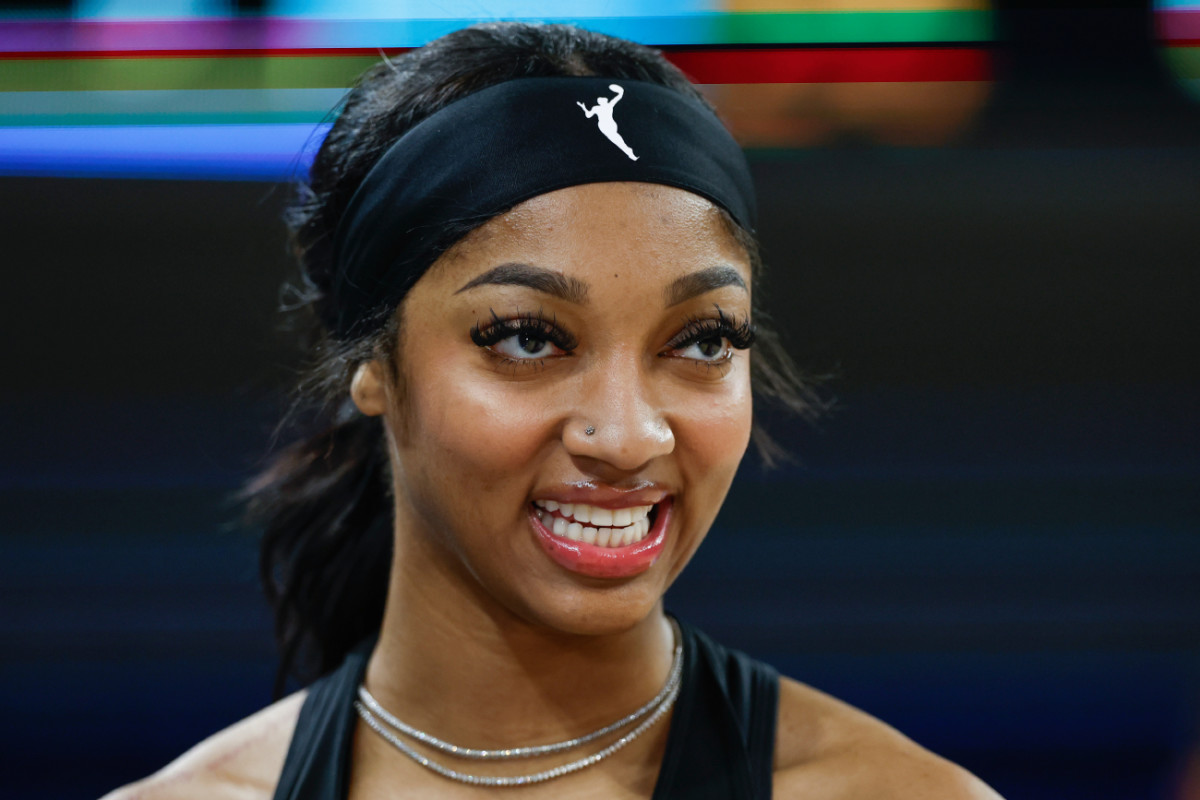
[243,400,393,697]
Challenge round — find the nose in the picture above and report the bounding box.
[564,363,675,474]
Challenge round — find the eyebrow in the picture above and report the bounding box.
[664,265,748,307]
[455,262,589,304]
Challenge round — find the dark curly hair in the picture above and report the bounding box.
[240,21,818,698]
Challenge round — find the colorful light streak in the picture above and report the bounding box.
[0,123,328,179]
[0,4,994,179]
[0,12,991,54]
[1156,2,1200,103]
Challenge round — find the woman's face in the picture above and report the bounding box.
[359,182,754,636]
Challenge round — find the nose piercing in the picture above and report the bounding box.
[584,425,596,436]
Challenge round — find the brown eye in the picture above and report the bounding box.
[696,336,725,359]
[494,330,560,360]
[670,335,732,363]
[470,311,577,363]
[663,309,756,363]
[518,332,549,354]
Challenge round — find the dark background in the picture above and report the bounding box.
[2,5,1198,799]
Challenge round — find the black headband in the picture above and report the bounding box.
[328,76,756,339]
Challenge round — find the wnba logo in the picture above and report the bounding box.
[577,84,639,161]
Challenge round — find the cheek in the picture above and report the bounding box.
[661,369,752,578]
[406,364,553,492]
[677,370,754,475]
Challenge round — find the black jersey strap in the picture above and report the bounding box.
[271,638,374,800]
[652,619,780,799]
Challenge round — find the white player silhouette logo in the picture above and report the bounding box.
[577,84,639,161]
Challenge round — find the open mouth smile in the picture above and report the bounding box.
[533,500,654,547]
[528,498,671,579]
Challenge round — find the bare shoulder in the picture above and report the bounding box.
[101,690,307,800]
[772,676,1004,800]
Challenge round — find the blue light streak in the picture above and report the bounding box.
[0,122,330,180]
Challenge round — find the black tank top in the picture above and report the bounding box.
[272,617,779,799]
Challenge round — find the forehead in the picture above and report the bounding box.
[428,182,751,289]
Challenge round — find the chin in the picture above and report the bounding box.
[506,580,668,639]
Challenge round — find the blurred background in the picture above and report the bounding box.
[1,1,1197,798]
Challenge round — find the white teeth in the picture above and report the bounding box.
[534,500,658,548]
[535,501,651,526]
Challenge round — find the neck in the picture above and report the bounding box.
[362,529,676,750]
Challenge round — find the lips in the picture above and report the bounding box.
[528,498,671,579]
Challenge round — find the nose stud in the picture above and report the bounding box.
[584,425,596,436]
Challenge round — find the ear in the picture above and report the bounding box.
[350,360,388,417]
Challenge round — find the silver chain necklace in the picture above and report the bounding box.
[354,618,683,787]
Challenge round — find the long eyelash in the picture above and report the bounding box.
[469,308,579,351]
[668,307,757,351]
